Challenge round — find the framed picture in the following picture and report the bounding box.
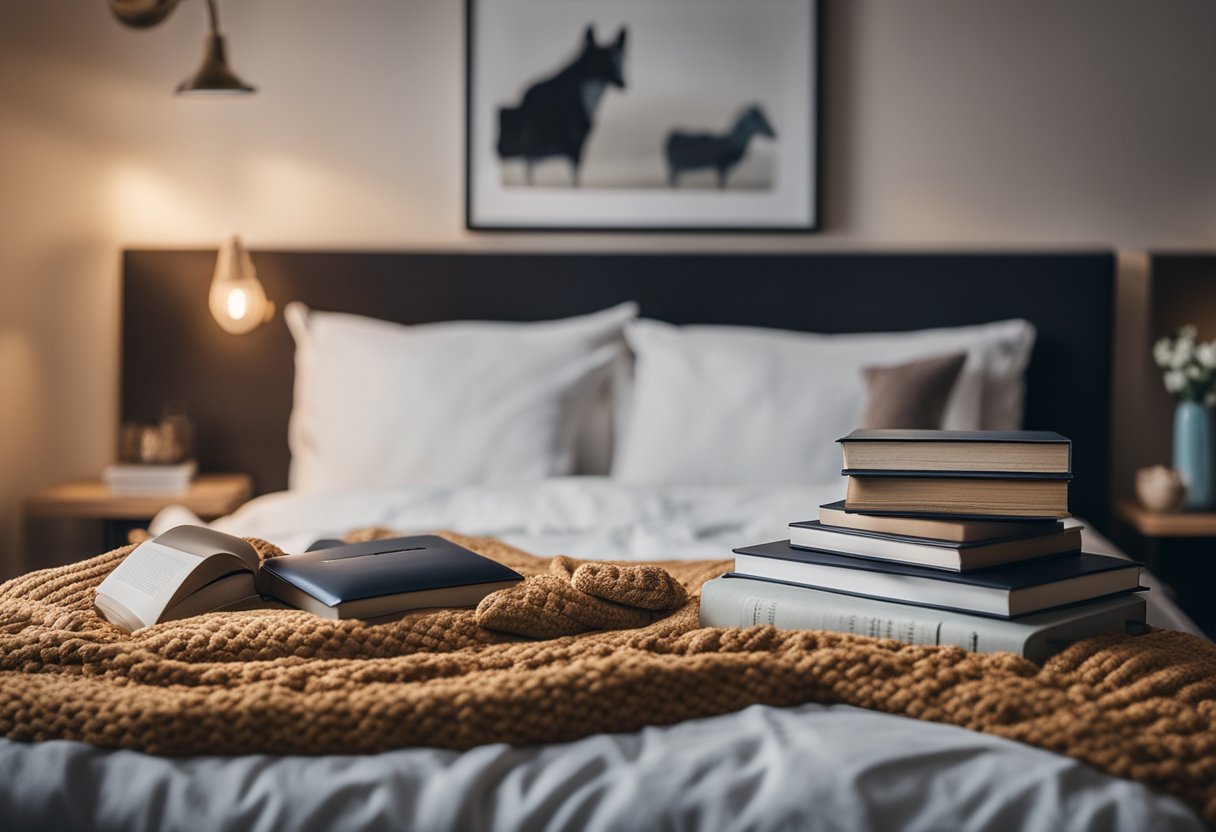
[465,0,820,232]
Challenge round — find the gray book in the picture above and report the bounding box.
[699,574,1146,664]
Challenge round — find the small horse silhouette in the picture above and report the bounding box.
[664,105,777,189]
[496,25,627,187]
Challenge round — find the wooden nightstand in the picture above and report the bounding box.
[1112,498,1216,637]
[23,474,252,570]
[1114,499,1216,540]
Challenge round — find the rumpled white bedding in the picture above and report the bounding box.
[0,478,1204,831]
[0,704,1203,832]
[191,477,1198,634]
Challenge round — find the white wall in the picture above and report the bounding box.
[1,0,1214,574]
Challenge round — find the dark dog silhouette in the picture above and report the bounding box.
[497,25,627,187]
[664,105,776,189]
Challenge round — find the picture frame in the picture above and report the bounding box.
[465,0,821,232]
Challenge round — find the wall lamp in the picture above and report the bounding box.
[108,0,256,95]
[210,236,274,335]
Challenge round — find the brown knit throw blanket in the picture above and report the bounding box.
[2,531,1215,823]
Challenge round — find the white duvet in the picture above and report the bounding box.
[0,478,1204,831]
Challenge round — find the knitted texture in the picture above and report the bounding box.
[475,560,688,639]
[1,531,1215,824]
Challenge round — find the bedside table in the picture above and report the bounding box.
[1112,497,1216,637]
[23,474,252,569]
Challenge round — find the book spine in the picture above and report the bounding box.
[699,577,1133,662]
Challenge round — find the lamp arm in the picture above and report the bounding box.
[204,0,220,35]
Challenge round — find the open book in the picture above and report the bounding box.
[94,526,266,631]
[95,526,524,632]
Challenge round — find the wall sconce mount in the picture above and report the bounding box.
[108,0,256,95]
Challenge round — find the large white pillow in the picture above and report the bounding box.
[286,302,637,491]
[612,319,1035,487]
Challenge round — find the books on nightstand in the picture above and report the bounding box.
[103,460,196,494]
[703,429,1147,663]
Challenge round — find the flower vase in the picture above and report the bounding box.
[1173,400,1214,509]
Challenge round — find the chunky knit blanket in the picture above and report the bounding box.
[2,531,1215,823]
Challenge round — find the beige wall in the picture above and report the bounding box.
[2,1,1215,574]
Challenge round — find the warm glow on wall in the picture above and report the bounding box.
[209,236,273,334]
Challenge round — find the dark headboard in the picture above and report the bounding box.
[122,250,1114,528]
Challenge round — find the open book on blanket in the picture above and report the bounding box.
[94,526,523,632]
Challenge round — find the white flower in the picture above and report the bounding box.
[1180,325,1198,341]
[1153,338,1173,368]
[1198,341,1216,369]
[1165,370,1186,393]
[1186,364,1202,380]
[1171,339,1194,369]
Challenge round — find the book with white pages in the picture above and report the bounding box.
[732,541,1143,618]
[789,520,1082,572]
[699,574,1147,665]
[102,460,196,494]
[94,526,525,631]
[818,500,1063,543]
[94,525,265,632]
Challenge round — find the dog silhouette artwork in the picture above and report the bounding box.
[664,105,777,189]
[496,25,627,187]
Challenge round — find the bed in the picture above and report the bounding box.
[2,250,1209,831]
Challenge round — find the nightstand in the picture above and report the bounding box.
[1112,498,1216,637]
[23,474,252,570]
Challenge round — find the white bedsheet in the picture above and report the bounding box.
[0,704,1202,832]
[1,478,1203,831]
[173,477,1199,635]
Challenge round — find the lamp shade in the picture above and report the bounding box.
[209,236,273,334]
[177,33,255,95]
[108,0,183,29]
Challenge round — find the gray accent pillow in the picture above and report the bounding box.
[860,352,968,429]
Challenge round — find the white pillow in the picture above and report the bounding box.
[612,319,1036,487]
[286,301,637,491]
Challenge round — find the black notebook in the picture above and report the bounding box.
[257,535,523,621]
[732,541,1142,618]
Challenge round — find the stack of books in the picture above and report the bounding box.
[701,429,1147,664]
[102,460,196,494]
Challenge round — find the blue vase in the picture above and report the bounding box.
[1173,401,1214,509]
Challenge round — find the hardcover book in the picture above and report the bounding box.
[837,429,1071,475]
[845,474,1070,518]
[256,535,524,621]
[818,500,1063,542]
[731,541,1142,618]
[699,574,1146,664]
[788,520,1082,572]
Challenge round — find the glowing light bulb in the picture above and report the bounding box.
[208,235,274,334]
[226,287,248,321]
